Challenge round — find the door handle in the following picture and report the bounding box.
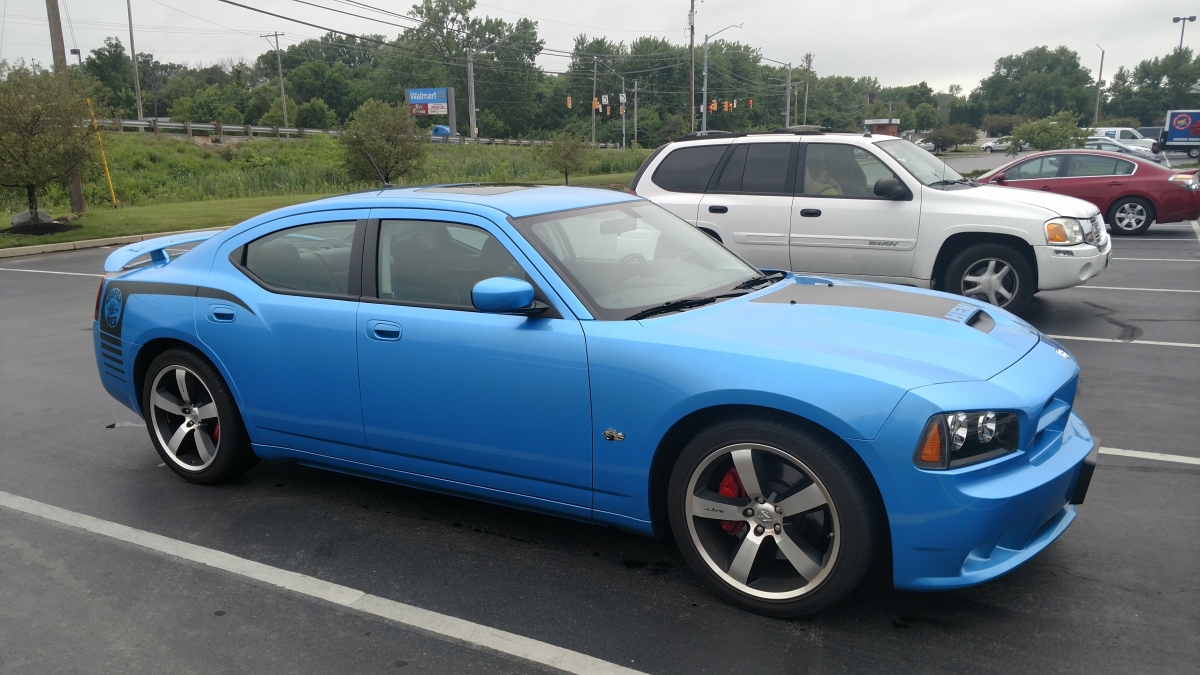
[708,205,728,214]
[366,320,402,342]
[799,209,822,217]
[1040,186,1054,191]
[1107,181,1124,186]
[207,304,236,323]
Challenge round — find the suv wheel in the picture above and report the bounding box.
[668,415,878,618]
[943,242,1035,314]
[1107,197,1154,236]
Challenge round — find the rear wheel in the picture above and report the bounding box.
[1106,197,1154,236]
[142,349,257,483]
[943,242,1035,314]
[668,416,878,618]
[1189,148,1199,159]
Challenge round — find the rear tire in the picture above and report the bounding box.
[667,415,878,618]
[942,242,1035,314]
[1189,148,1199,159]
[1106,197,1154,236]
[141,348,257,484]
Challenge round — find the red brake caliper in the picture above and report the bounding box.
[211,421,220,444]
[718,468,745,535]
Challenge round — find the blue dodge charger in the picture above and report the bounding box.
[93,185,1097,617]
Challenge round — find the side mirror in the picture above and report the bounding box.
[472,277,543,314]
[873,177,909,199]
[994,172,1007,184]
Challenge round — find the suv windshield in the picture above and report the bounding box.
[877,139,967,187]
[512,201,765,320]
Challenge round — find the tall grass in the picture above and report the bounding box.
[2,133,651,217]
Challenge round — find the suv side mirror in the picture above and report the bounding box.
[472,277,546,315]
[873,177,909,199]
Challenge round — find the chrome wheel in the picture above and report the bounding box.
[960,258,1018,307]
[1112,202,1148,231]
[149,365,221,472]
[684,443,840,600]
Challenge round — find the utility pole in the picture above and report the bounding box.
[688,0,695,133]
[801,52,813,125]
[467,48,477,138]
[633,79,639,146]
[1093,45,1104,125]
[783,63,792,128]
[262,32,287,127]
[591,56,597,146]
[620,77,626,148]
[45,0,86,213]
[126,0,143,120]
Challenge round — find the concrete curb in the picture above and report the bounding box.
[0,227,227,260]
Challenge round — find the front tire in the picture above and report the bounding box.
[1106,197,1154,236]
[667,415,878,618]
[984,146,993,153]
[142,349,257,484]
[943,242,1035,314]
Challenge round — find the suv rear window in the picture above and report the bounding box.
[651,145,728,193]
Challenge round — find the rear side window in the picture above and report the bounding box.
[715,143,792,194]
[1007,156,1063,180]
[1065,155,1135,177]
[244,221,357,295]
[651,145,727,193]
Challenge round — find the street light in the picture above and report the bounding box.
[1093,44,1104,125]
[467,35,512,139]
[1174,16,1196,49]
[598,59,628,148]
[701,23,741,133]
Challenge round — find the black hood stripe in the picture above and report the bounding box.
[753,283,993,331]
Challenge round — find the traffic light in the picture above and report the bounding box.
[748,98,753,109]
[619,105,625,116]
[566,96,572,108]
[709,99,717,113]
[724,101,732,112]
[605,105,611,116]
[592,97,600,110]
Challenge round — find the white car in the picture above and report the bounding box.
[631,132,1111,314]
[1083,137,1163,164]
[1091,127,1157,153]
[980,137,1022,153]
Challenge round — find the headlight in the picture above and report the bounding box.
[1045,218,1085,246]
[1169,172,1200,191]
[913,411,1020,470]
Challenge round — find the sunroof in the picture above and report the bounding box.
[416,185,533,195]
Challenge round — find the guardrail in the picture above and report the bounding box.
[108,118,622,148]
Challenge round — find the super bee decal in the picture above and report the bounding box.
[98,280,252,339]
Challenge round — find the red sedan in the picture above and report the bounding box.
[978,149,1200,236]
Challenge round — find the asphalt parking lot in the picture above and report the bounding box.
[1,223,1197,674]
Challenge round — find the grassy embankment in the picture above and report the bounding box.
[1,133,647,249]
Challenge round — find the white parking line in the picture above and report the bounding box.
[1100,447,1200,466]
[0,267,104,277]
[1191,220,1200,242]
[1068,285,1200,293]
[1048,334,1200,349]
[0,491,645,675]
[1111,258,1199,262]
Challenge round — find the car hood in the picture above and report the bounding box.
[639,278,1041,390]
[964,184,1098,219]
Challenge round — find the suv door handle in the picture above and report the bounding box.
[366,320,402,341]
[799,209,822,217]
[708,205,728,214]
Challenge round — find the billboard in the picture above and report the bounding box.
[407,88,448,115]
[1166,111,1200,143]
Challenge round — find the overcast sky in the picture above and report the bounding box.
[1,0,1194,92]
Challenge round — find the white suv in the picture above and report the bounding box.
[631,131,1111,314]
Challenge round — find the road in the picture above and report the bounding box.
[1,224,1198,674]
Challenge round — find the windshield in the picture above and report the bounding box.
[876,139,965,186]
[512,201,763,320]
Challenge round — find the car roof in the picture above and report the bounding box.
[305,184,640,219]
[987,148,1168,174]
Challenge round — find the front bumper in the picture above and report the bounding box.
[1034,238,1111,291]
[852,339,1095,591]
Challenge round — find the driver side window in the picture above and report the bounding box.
[377,220,526,309]
[801,144,899,198]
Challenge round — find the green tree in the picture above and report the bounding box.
[295,98,338,129]
[341,99,428,184]
[972,46,1094,118]
[0,62,97,221]
[1105,48,1200,125]
[543,132,590,184]
[168,84,244,124]
[980,114,1030,136]
[1007,111,1090,154]
[258,95,298,126]
[913,103,940,131]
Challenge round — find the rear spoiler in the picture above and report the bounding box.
[103,231,220,272]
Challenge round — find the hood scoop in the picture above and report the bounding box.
[753,282,995,333]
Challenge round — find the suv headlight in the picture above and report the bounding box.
[913,411,1020,470]
[1045,218,1085,246]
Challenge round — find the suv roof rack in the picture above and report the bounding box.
[674,126,838,143]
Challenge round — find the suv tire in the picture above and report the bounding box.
[943,242,1035,314]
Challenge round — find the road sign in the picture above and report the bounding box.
[407,88,449,115]
[619,93,627,104]
[601,95,609,105]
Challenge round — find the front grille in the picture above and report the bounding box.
[1086,214,1105,245]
